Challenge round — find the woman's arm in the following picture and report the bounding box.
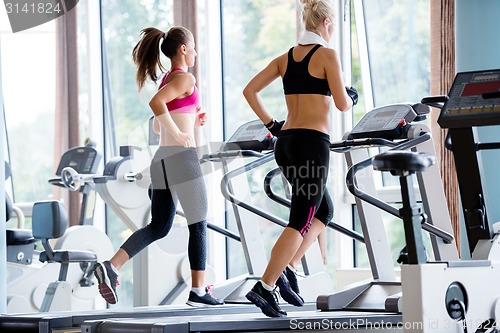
[323,48,352,112]
[243,57,282,125]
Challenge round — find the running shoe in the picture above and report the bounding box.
[186,285,225,307]
[93,261,119,304]
[246,281,287,317]
[276,272,304,306]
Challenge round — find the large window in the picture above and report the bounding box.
[101,0,173,157]
[220,0,296,278]
[362,0,430,108]
[100,0,173,309]
[350,0,431,268]
[0,0,435,309]
[221,0,295,136]
[0,13,56,214]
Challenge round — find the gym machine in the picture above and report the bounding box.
[56,144,197,307]
[0,120,410,332]
[318,102,458,313]
[207,119,346,303]
[55,121,330,306]
[396,69,500,333]
[5,143,114,313]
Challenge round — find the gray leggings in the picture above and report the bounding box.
[120,146,207,271]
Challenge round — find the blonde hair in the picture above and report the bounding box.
[299,0,336,32]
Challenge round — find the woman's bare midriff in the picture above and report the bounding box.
[283,94,331,134]
[159,113,197,147]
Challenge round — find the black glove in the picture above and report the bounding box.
[346,86,359,106]
[265,119,284,136]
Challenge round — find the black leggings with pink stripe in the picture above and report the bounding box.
[274,129,333,236]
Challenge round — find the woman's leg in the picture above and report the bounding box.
[94,156,177,304]
[191,270,205,289]
[109,248,129,271]
[261,227,303,286]
[165,148,208,284]
[187,220,207,288]
[290,189,333,268]
[273,132,330,284]
[247,130,329,316]
[289,218,326,269]
[116,187,176,265]
[119,154,178,262]
[164,147,223,306]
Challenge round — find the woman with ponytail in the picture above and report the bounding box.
[243,0,358,317]
[93,26,223,307]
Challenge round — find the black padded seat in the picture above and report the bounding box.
[6,229,37,245]
[32,200,97,281]
[373,150,435,174]
[6,229,37,265]
[39,250,97,263]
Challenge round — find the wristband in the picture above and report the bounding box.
[264,119,274,128]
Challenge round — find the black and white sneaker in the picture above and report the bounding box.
[276,272,304,306]
[93,261,119,304]
[284,266,300,294]
[186,286,224,307]
[246,281,287,318]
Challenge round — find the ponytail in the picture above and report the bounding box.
[132,27,166,90]
[132,26,193,91]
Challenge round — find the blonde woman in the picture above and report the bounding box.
[243,0,357,317]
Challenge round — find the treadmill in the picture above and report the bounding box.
[0,119,404,333]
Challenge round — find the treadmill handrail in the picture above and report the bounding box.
[176,210,241,242]
[220,152,289,228]
[476,142,500,150]
[346,132,454,244]
[420,95,448,109]
[200,150,265,164]
[263,167,365,243]
[330,138,398,153]
[263,168,291,208]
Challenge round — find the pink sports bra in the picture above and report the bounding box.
[159,67,200,115]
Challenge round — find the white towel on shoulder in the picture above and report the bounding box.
[297,30,328,47]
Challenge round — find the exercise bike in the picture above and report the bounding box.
[398,69,500,333]
[317,101,458,313]
[5,142,114,313]
[344,70,500,332]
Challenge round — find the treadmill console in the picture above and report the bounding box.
[438,69,500,128]
[348,104,417,140]
[225,120,274,151]
[55,146,100,175]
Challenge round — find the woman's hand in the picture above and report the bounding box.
[195,107,207,127]
[173,131,194,147]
